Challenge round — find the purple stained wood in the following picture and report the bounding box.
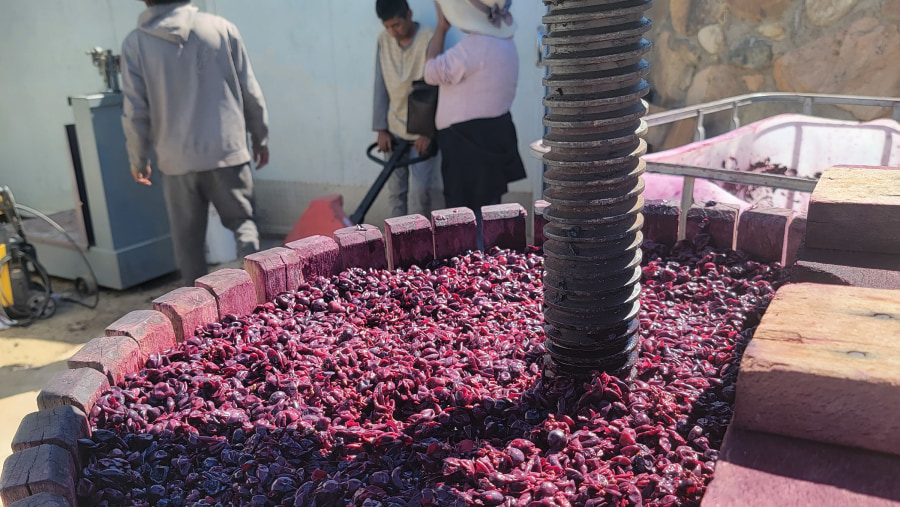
[105,310,176,359]
[736,206,793,263]
[333,224,388,271]
[37,368,109,415]
[286,235,342,283]
[384,214,434,270]
[482,203,527,252]
[195,268,257,318]
[152,287,218,343]
[432,207,478,259]
[68,335,142,385]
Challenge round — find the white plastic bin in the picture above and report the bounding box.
[205,204,237,264]
[643,114,900,212]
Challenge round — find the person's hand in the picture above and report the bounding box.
[435,1,451,30]
[254,145,269,169]
[377,130,393,152]
[133,165,152,186]
[414,136,431,155]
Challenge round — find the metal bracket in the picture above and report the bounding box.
[87,47,120,93]
[694,111,706,142]
[730,103,741,131]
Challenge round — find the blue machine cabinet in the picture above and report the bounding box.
[27,93,177,290]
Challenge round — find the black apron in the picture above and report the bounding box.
[436,112,527,210]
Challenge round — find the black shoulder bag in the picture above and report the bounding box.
[407,80,439,139]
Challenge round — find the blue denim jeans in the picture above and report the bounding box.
[386,146,438,217]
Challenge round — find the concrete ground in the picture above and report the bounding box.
[0,245,270,471]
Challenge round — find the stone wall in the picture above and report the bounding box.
[646,0,900,150]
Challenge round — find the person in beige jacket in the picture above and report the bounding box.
[121,0,269,284]
[373,0,438,218]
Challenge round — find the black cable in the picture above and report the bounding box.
[14,204,100,309]
[20,249,53,318]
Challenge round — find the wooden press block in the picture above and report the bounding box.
[285,235,342,282]
[733,283,900,456]
[37,368,109,414]
[11,405,89,469]
[333,224,388,271]
[384,214,434,270]
[791,247,900,290]
[243,248,300,305]
[0,445,76,506]
[432,207,478,259]
[67,335,142,385]
[105,310,177,359]
[806,166,900,255]
[481,203,527,252]
[736,206,793,263]
[642,199,681,246]
[6,493,73,507]
[784,213,807,266]
[195,268,257,319]
[686,201,740,250]
[151,287,218,343]
[194,268,256,319]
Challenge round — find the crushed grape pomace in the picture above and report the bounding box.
[79,238,787,507]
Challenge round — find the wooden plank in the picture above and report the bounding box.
[806,166,900,255]
[734,283,900,456]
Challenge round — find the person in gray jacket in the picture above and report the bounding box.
[121,0,269,284]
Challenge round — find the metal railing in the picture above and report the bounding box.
[531,92,900,239]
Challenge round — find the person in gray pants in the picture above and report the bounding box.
[121,0,269,284]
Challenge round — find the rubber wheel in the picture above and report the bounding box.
[26,293,56,319]
[75,277,98,297]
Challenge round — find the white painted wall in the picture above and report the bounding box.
[0,1,547,227]
[0,0,145,213]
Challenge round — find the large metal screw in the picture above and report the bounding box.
[541,0,652,377]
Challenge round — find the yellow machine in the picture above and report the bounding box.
[0,187,55,322]
[0,241,13,307]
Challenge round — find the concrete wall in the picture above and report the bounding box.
[0,0,145,214]
[0,1,547,235]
